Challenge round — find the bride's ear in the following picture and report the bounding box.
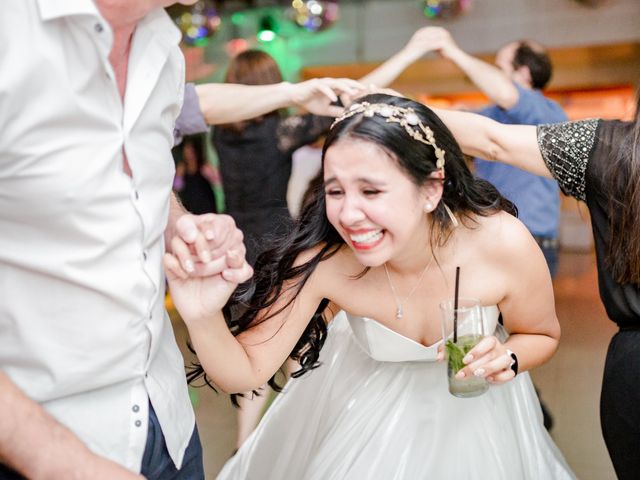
[420,170,445,212]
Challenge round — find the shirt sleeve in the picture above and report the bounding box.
[536,119,600,202]
[504,84,568,124]
[276,114,333,154]
[173,83,209,146]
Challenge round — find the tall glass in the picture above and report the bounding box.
[439,298,488,398]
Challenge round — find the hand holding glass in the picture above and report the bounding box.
[439,298,489,398]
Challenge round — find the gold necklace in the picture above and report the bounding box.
[383,256,434,320]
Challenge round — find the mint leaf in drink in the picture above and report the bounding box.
[445,340,466,373]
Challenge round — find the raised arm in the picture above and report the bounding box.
[426,27,519,109]
[432,107,552,178]
[359,27,438,88]
[0,372,142,479]
[194,78,362,125]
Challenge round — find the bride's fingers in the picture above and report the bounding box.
[171,236,195,273]
[190,255,228,277]
[222,261,253,284]
[469,353,512,379]
[487,368,516,385]
[164,253,188,281]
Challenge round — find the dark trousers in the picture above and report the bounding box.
[141,404,204,480]
[0,404,203,480]
[600,329,640,480]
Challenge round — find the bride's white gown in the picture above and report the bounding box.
[219,309,575,479]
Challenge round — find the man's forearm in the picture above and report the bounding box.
[445,48,518,108]
[0,372,140,479]
[195,82,295,125]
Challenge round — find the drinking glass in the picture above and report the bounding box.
[439,298,488,398]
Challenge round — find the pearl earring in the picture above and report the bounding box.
[424,202,434,212]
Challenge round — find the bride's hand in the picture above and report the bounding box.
[453,336,516,385]
[164,246,253,325]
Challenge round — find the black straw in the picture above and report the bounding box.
[453,266,460,343]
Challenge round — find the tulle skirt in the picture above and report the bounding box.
[218,313,575,479]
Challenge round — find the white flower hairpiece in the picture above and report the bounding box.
[331,102,446,170]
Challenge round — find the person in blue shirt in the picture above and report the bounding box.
[362,28,567,276]
[426,30,568,277]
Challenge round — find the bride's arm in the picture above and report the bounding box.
[431,107,553,178]
[166,246,331,393]
[457,214,560,383]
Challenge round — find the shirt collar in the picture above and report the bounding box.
[36,0,99,21]
[138,7,182,47]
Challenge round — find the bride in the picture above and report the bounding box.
[164,94,575,479]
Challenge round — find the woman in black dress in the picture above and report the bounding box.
[434,94,640,480]
[213,50,333,265]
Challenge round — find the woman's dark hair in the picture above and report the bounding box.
[180,135,206,169]
[187,94,515,401]
[607,90,640,285]
[219,49,285,133]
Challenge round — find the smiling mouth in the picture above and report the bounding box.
[348,230,384,250]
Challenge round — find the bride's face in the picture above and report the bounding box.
[323,138,430,267]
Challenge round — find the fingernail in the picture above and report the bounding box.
[201,250,211,263]
[184,259,194,272]
[473,368,485,377]
[463,354,473,364]
[205,230,214,240]
[186,228,197,241]
[228,250,238,259]
[455,371,465,379]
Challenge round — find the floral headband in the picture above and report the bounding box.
[331,102,446,170]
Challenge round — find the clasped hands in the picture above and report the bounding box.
[164,213,253,323]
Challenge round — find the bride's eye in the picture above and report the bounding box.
[363,189,381,197]
[325,189,343,197]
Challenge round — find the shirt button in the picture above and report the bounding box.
[135,420,142,427]
[143,251,148,261]
[94,23,104,33]
[134,190,139,200]
[132,404,140,413]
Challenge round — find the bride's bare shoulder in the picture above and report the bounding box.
[466,211,539,259]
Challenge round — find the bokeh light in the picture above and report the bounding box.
[169,1,221,47]
[290,0,339,32]
[422,0,473,19]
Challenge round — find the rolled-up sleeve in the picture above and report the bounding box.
[173,83,209,145]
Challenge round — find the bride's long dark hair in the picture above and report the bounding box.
[187,94,515,400]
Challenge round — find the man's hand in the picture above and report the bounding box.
[170,213,246,277]
[289,78,365,117]
[402,26,460,60]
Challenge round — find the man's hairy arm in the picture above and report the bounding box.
[0,371,143,480]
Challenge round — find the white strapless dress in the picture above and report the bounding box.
[218,309,575,479]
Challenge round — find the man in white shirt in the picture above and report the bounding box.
[0,1,363,478]
[0,1,249,479]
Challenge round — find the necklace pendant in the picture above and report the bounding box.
[396,306,403,319]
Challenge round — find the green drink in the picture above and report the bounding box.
[445,334,489,398]
[440,298,489,398]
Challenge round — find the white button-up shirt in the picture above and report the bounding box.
[0,1,194,472]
